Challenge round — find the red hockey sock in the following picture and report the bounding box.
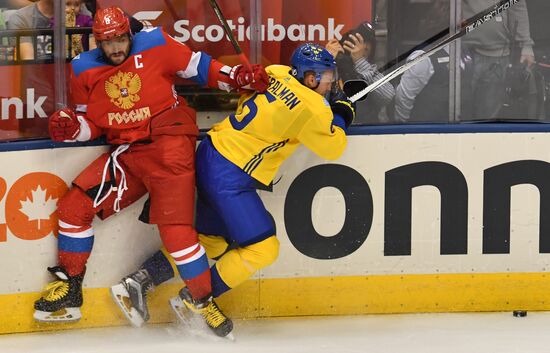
[57,221,94,276]
[56,188,97,276]
[159,224,212,299]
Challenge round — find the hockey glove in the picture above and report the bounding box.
[48,108,81,142]
[330,97,356,128]
[229,64,269,93]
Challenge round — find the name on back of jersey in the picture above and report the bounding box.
[267,77,302,111]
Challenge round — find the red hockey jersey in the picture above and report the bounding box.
[70,27,232,144]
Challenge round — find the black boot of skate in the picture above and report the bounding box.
[34,266,84,323]
[110,269,155,327]
[170,287,233,338]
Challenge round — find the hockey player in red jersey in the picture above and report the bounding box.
[33,6,267,337]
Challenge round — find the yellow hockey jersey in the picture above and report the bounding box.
[208,64,347,186]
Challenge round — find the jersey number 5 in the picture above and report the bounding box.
[229,92,276,130]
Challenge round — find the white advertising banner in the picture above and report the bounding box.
[265,133,550,278]
[1,133,550,296]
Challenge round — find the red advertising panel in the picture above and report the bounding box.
[0,0,371,141]
[99,0,372,65]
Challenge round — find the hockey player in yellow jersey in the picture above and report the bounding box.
[210,62,348,185]
[110,43,355,332]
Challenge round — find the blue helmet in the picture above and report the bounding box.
[290,43,336,84]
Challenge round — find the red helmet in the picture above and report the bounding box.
[93,6,130,41]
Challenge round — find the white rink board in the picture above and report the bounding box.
[0,133,550,296]
[0,146,162,294]
[264,133,550,278]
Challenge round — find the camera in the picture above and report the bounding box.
[339,21,376,48]
[335,21,377,81]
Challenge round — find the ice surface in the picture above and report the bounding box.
[1,312,549,353]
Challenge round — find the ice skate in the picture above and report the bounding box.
[110,269,154,327]
[34,266,83,323]
[169,287,234,339]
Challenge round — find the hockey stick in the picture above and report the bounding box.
[208,0,253,71]
[345,0,520,103]
[163,0,180,22]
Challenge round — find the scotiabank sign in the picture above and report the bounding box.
[0,0,370,132]
[99,0,372,65]
[170,18,345,43]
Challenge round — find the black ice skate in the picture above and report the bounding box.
[169,287,234,339]
[34,266,83,323]
[110,269,155,327]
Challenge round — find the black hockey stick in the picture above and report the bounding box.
[208,0,253,71]
[345,0,520,103]
[379,27,450,75]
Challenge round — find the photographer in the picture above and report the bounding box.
[326,21,395,124]
[462,0,535,120]
[394,0,474,123]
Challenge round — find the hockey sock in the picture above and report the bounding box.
[158,224,212,299]
[56,187,96,276]
[140,249,175,286]
[58,220,94,276]
[210,264,232,297]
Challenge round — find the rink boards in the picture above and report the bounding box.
[1,132,550,333]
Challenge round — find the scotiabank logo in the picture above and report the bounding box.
[0,172,68,242]
[1,88,48,120]
[132,11,345,43]
[133,11,163,29]
[173,18,344,43]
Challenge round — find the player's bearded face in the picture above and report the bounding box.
[100,34,131,65]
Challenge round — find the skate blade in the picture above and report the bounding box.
[33,307,81,323]
[169,296,235,341]
[110,284,145,328]
[169,296,193,327]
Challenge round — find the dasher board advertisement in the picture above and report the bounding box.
[1,132,550,333]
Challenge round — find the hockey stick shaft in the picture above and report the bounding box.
[349,0,519,103]
[163,0,180,22]
[208,0,253,71]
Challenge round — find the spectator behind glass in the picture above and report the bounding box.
[7,0,53,60]
[8,0,96,60]
[394,0,474,123]
[5,0,91,138]
[462,0,535,120]
[0,0,32,29]
[326,21,395,124]
[5,0,54,138]
[394,45,474,123]
[0,1,28,45]
[49,0,95,57]
[0,0,31,9]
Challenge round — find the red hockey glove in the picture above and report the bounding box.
[48,108,81,142]
[229,64,269,92]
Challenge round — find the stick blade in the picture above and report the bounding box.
[343,80,368,101]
